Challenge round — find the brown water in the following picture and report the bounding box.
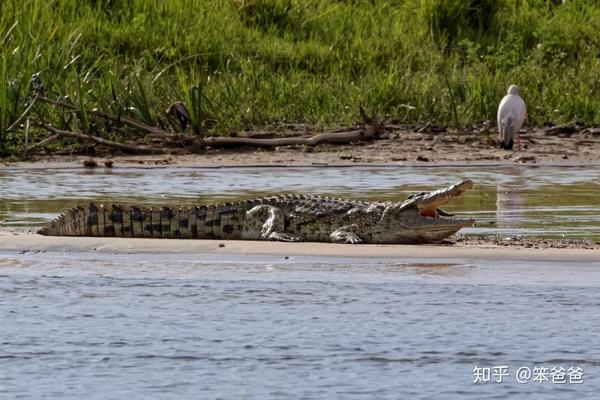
[1,165,599,239]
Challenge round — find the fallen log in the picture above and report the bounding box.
[203,126,378,147]
[201,105,382,147]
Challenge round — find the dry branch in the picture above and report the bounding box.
[35,124,166,154]
[25,133,59,153]
[179,104,383,148]
[30,98,385,153]
[204,126,379,148]
[7,94,39,132]
[144,125,380,149]
[38,96,170,136]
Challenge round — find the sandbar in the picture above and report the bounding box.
[1,232,599,263]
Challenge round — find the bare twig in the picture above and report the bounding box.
[35,123,166,154]
[23,118,30,158]
[7,94,39,132]
[37,96,171,136]
[25,133,59,153]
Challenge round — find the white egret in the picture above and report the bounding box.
[497,84,526,150]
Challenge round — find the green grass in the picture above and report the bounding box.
[1,0,600,156]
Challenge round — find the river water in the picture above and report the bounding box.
[1,165,599,398]
[1,165,599,239]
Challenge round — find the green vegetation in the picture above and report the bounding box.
[1,0,599,156]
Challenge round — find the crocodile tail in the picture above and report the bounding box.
[38,205,90,236]
[38,203,246,239]
[38,204,205,238]
[38,203,145,238]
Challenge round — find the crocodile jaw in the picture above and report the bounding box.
[412,180,475,241]
[408,215,475,242]
[380,213,475,244]
[380,179,475,243]
[416,179,473,218]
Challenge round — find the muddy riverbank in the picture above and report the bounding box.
[3,127,600,168]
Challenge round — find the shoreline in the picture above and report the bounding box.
[3,159,600,170]
[2,233,599,262]
[1,127,599,169]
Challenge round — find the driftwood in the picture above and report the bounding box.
[203,125,379,147]
[201,105,383,147]
[29,124,381,154]
[26,98,385,155]
[150,120,378,149]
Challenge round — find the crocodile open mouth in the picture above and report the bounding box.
[416,179,474,222]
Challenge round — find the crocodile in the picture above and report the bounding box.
[38,180,475,244]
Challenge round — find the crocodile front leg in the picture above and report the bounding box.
[245,205,304,242]
[330,224,363,244]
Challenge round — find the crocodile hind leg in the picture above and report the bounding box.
[330,224,363,244]
[245,205,304,242]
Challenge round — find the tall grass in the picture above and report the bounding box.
[1,0,600,155]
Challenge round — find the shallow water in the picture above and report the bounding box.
[1,251,600,399]
[1,165,600,239]
[1,165,600,398]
